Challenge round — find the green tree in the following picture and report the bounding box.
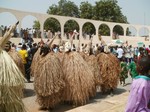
[93,0,128,35]
[47,0,79,17]
[80,1,93,19]
[93,0,127,23]
[47,0,79,33]
[33,0,129,36]
[99,24,110,36]
[33,20,40,29]
[64,20,79,33]
[47,4,60,15]
[44,18,61,33]
[82,22,96,35]
[113,25,124,35]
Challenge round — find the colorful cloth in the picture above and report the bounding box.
[128,61,138,78]
[125,75,150,112]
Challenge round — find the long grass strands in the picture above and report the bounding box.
[97,53,121,93]
[62,52,96,106]
[34,53,65,109]
[8,50,25,76]
[0,50,26,112]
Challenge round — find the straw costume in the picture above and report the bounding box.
[61,33,96,106]
[0,22,26,112]
[32,35,65,110]
[8,50,25,76]
[97,52,121,94]
[96,35,121,94]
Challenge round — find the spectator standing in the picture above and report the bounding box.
[20,28,23,38]
[124,46,131,64]
[134,47,139,56]
[47,30,53,39]
[116,46,124,61]
[128,55,138,79]
[119,57,128,86]
[125,56,150,112]
[138,47,146,60]
[18,44,31,83]
[43,30,47,38]
[129,45,134,62]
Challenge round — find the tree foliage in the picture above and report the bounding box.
[99,24,110,36]
[113,25,124,35]
[33,0,129,36]
[64,20,79,33]
[47,0,79,17]
[93,0,128,35]
[82,22,96,35]
[80,1,93,19]
[33,20,40,29]
[44,18,60,33]
[93,0,127,23]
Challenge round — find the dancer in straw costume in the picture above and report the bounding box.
[30,39,43,77]
[0,22,26,112]
[79,38,102,88]
[61,32,96,106]
[96,35,121,94]
[3,41,25,76]
[32,34,65,110]
[6,44,25,76]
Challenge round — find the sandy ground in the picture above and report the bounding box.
[23,77,132,112]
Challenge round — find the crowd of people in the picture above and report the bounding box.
[6,36,150,82]
[116,44,150,112]
[2,28,150,111]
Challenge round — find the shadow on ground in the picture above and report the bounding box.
[23,88,35,97]
[124,82,131,86]
[89,87,127,104]
[48,88,127,112]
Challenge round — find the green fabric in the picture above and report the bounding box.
[120,62,128,79]
[128,61,138,78]
[135,75,150,80]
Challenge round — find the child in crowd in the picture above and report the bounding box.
[119,56,128,86]
[125,56,150,112]
[128,55,138,79]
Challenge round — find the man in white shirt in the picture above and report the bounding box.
[117,46,124,61]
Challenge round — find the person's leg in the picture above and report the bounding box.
[120,77,122,85]
[24,63,31,82]
[123,78,125,86]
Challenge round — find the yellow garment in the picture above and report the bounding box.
[18,49,28,64]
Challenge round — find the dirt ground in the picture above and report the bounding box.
[23,77,131,112]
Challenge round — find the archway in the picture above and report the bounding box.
[82,22,96,40]
[64,19,79,40]
[21,15,39,29]
[21,15,40,38]
[0,12,18,37]
[113,25,124,39]
[126,26,137,37]
[44,17,61,38]
[139,27,149,37]
[99,23,110,36]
